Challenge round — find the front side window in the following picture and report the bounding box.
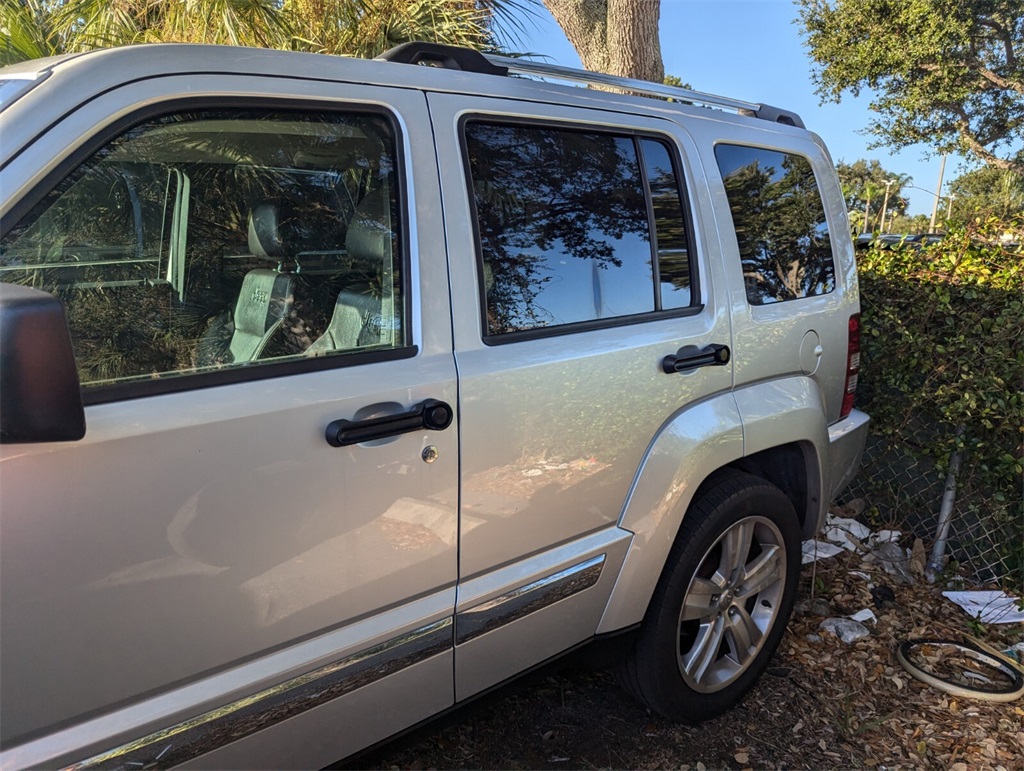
[0,108,404,389]
[464,122,694,337]
[714,144,835,305]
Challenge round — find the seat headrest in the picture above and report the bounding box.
[345,190,393,263]
[248,202,285,259]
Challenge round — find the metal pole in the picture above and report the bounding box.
[879,180,895,233]
[926,426,965,582]
[929,155,946,232]
[946,194,956,221]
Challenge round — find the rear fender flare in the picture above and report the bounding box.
[597,392,743,633]
[597,377,828,633]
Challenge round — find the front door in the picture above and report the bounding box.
[0,77,456,768]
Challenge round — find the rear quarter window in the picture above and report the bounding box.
[714,144,835,305]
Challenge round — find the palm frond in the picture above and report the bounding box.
[1,0,60,64]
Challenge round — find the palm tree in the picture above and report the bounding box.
[284,0,494,58]
[1,0,58,62]
[1,0,534,65]
[1,0,293,62]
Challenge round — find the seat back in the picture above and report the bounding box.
[227,269,293,361]
[197,202,294,366]
[307,191,394,355]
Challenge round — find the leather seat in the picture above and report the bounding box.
[197,203,294,365]
[307,191,394,354]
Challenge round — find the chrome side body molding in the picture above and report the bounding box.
[63,555,606,770]
[456,555,606,645]
[65,619,452,771]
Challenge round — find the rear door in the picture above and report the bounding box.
[427,93,736,699]
[0,75,456,769]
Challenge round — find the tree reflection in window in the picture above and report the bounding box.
[715,145,835,305]
[465,123,654,334]
[641,139,692,310]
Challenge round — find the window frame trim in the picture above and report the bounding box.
[1,95,417,405]
[456,114,702,346]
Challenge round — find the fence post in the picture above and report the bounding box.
[925,426,965,583]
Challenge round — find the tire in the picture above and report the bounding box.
[619,470,801,722]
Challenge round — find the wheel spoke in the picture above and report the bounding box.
[682,613,725,685]
[725,605,762,666]
[681,577,720,621]
[736,544,783,600]
[719,520,753,580]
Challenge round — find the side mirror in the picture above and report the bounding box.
[0,283,86,443]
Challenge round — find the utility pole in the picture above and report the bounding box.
[879,179,896,233]
[929,155,947,232]
[946,194,956,221]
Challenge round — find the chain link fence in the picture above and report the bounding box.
[841,423,1023,595]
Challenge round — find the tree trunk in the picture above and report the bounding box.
[544,0,664,82]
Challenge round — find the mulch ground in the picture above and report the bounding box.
[347,542,1023,770]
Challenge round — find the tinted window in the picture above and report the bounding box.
[1,108,404,388]
[642,138,692,310]
[714,144,835,305]
[465,123,694,337]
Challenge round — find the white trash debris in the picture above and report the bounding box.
[849,608,877,624]
[870,529,902,545]
[942,590,1024,624]
[801,539,845,564]
[823,515,871,550]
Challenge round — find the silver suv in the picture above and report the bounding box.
[0,42,869,770]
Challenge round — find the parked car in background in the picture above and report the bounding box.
[854,232,944,250]
[0,42,869,769]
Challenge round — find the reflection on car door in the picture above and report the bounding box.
[0,77,457,770]
[427,93,736,700]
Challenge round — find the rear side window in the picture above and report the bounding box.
[463,122,694,338]
[0,107,405,391]
[714,144,835,305]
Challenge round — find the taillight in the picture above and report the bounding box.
[841,313,861,419]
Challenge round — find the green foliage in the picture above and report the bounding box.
[0,0,56,62]
[857,216,1024,586]
[947,163,1024,219]
[284,0,493,58]
[836,158,910,232]
[797,0,1024,174]
[0,0,528,65]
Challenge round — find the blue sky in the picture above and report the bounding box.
[515,0,957,217]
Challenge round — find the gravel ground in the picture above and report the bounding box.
[344,541,1022,770]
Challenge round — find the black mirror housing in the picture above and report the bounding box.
[0,283,86,443]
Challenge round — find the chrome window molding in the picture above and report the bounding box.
[64,618,452,771]
[456,555,605,645]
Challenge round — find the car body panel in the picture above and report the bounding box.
[0,71,458,759]
[429,92,735,582]
[4,592,453,770]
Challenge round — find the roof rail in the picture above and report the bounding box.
[484,54,805,129]
[378,42,804,129]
